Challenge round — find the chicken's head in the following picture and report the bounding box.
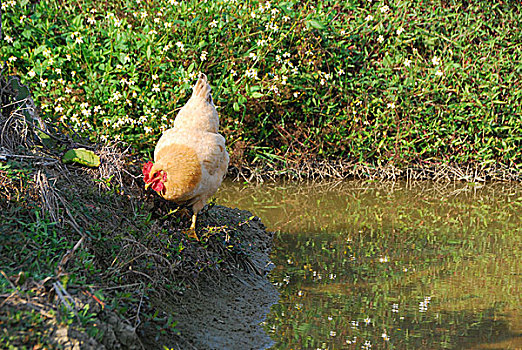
[143,161,167,192]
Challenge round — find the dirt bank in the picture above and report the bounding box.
[141,206,279,350]
[0,73,279,349]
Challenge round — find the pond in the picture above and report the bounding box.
[217,180,522,350]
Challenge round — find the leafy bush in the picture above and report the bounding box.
[1,0,521,171]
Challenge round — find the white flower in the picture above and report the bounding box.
[200,51,208,61]
[175,41,185,51]
[282,15,290,22]
[249,52,258,61]
[109,91,122,102]
[152,84,160,92]
[87,16,96,25]
[435,69,443,76]
[230,69,237,77]
[152,74,158,80]
[365,14,373,21]
[396,26,404,35]
[330,331,336,337]
[338,68,345,76]
[379,255,390,261]
[364,317,371,325]
[75,36,84,44]
[382,333,389,341]
[245,68,258,79]
[39,78,47,87]
[209,19,218,28]
[113,18,122,27]
[8,56,17,62]
[144,126,153,134]
[55,105,64,113]
[377,35,384,43]
[432,55,440,65]
[267,22,279,31]
[392,303,399,312]
[4,34,13,43]
[404,58,412,67]
[379,5,390,13]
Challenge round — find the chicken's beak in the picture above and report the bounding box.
[144,182,152,190]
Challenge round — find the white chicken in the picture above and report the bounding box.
[143,73,229,240]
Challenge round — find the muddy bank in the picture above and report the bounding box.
[141,206,279,350]
[0,203,279,350]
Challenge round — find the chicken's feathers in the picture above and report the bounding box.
[192,73,212,103]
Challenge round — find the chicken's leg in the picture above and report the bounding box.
[185,213,199,241]
[183,200,205,241]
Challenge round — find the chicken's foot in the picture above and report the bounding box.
[183,213,199,241]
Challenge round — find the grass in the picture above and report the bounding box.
[0,71,262,348]
[1,0,521,180]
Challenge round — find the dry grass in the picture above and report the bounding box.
[231,158,522,183]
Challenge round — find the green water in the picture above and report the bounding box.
[217,180,522,350]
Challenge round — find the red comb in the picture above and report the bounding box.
[143,161,153,182]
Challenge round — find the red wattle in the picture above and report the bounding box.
[151,179,165,192]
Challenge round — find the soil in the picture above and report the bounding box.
[140,206,279,350]
[0,206,279,350]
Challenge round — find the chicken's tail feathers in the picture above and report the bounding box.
[192,73,213,104]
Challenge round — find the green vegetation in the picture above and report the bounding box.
[1,0,521,179]
[0,74,257,348]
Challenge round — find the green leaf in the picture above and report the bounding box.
[307,20,326,30]
[62,148,101,168]
[37,130,56,149]
[8,77,30,101]
[251,92,264,98]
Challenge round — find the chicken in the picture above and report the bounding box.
[142,73,229,240]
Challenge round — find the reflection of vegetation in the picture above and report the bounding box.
[219,181,522,349]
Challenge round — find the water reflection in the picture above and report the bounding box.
[217,180,522,349]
